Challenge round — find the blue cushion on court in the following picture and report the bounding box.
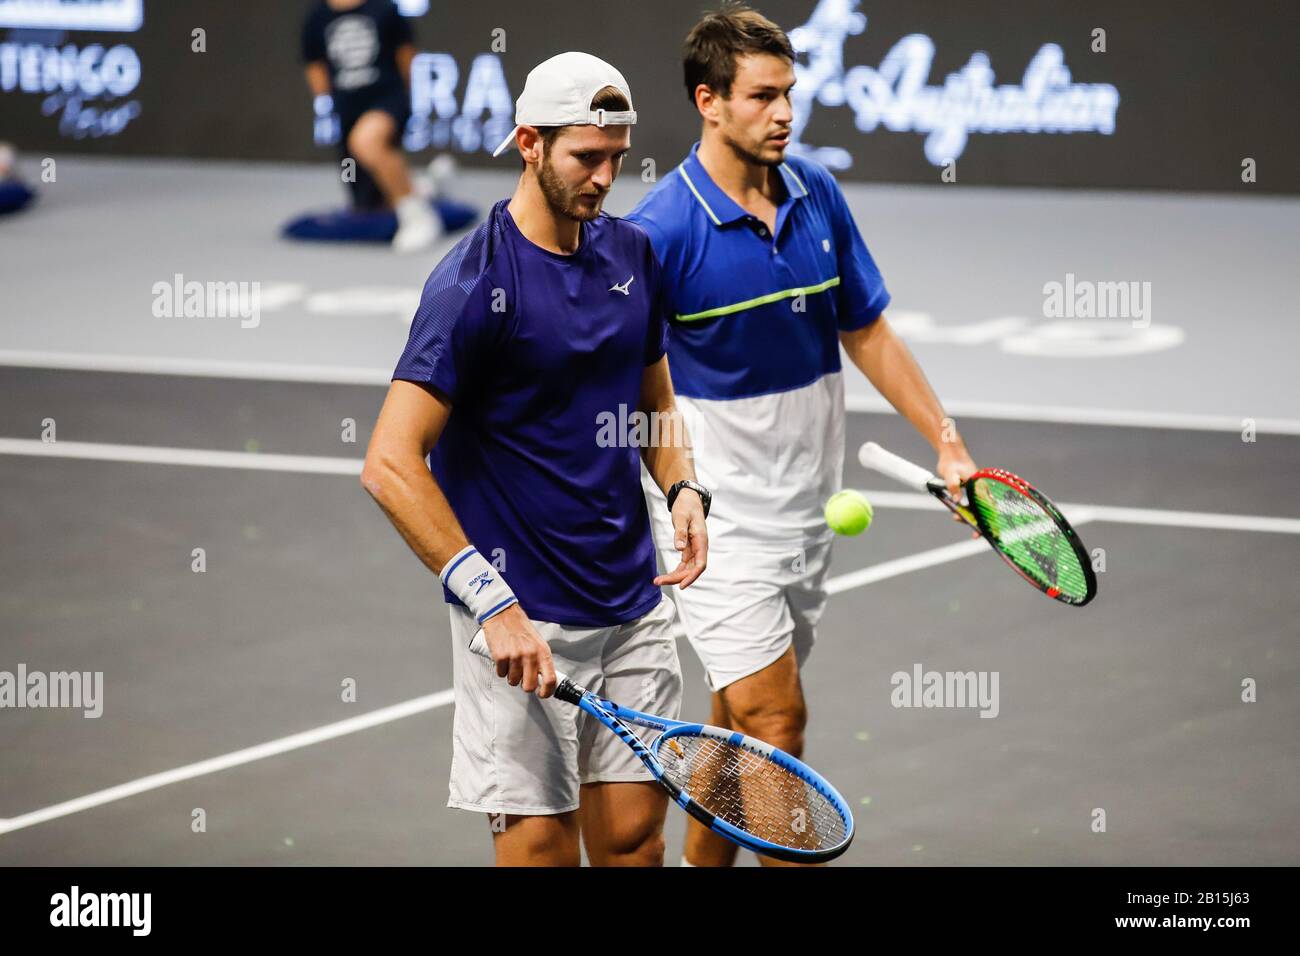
[281,196,478,243]
[0,180,35,215]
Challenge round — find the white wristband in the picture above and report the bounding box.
[440,546,518,626]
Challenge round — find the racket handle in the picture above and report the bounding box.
[857,442,937,491]
[468,627,570,685]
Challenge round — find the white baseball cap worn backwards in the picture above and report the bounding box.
[491,51,637,158]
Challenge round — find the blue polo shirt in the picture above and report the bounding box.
[627,143,890,401]
[393,199,670,628]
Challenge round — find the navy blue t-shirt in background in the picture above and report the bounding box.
[393,199,671,628]
[301,0,413,119]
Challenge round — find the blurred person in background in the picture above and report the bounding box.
[301,0,442,252]
[0,142,36,216]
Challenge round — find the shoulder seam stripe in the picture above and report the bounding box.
[677,166,721,226]
[781,162,809,196]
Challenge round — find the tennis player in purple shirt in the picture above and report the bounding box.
[362,52,709,867]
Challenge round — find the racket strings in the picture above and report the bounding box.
[970,478,1089,599]
[658,734,848,851]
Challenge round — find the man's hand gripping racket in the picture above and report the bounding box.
[858,442,1097,606]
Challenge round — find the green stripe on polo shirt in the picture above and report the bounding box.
[676,276,841,322]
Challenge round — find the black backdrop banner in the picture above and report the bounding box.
[1,0,1295,192]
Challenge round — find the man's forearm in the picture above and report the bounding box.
[304,62,330,98]
[638,357,697,494]
[842,316,964,452]
[362,451,470,576]
[637,403,696,496]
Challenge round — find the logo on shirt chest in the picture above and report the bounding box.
[823,238,832,253]
[609,275,635,295]
[326,15,381,91]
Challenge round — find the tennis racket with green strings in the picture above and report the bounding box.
[858,442,1097,606]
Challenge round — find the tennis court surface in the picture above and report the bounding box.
[1,160,1297,865]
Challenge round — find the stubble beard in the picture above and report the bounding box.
[537,152,605,223]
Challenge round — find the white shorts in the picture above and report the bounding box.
[446,595,682,816]
[656,539,834,692]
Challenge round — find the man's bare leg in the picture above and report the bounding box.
[346,109,415,205]
[683,644,814,867]
[347,108,440,251]
[682,689,741,866]
[579,781,668,867]
[490,812,581,867]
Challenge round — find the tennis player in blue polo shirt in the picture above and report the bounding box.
[362,52,708,867]
[628,6,979,867]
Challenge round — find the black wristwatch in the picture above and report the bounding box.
[666,479,711,518]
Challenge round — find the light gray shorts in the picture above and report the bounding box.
[446,595,682,815]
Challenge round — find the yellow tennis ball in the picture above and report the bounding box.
[825,490,873,536]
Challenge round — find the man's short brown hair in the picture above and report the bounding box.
[682,3,794,105]
[522,85,631,168]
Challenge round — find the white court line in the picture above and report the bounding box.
[1074,504,1300,535]
[845,394,1300,435]
[0,438,362,475]
[4,348,1298,434]
[0,690,455,837]
[825,511,1099,594]
[858,489,1300,535]
[0,349,391,386]
[826,537,994,593]
[3,439,1298,534]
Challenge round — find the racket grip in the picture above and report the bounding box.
[857,442,937,491]
[468,628,570,685]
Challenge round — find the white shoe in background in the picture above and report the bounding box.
[392,194,443,253]
[427,154,457,199]
[412,154,457,201]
